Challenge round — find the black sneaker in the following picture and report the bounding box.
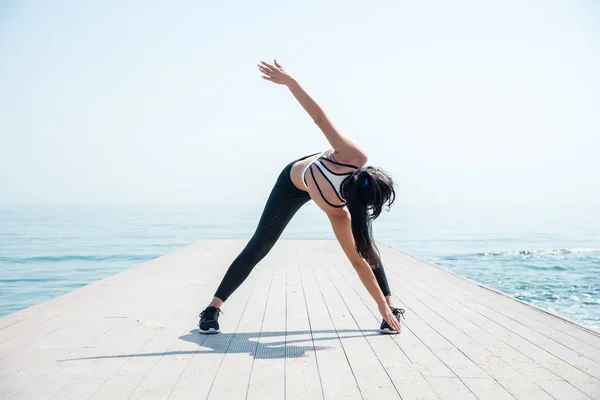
[199,306,222,334]
[379,307,405,334]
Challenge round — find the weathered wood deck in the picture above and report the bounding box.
[1,239,599,399]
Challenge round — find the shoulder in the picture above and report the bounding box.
[325,149,368,167]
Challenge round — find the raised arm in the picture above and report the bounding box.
[258,60,367,163]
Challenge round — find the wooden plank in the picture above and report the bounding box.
[166,287,253,399]
[310,247,400,399]
[388,283,550,384]
[0,316,65,360]
[384,259,600,398]
[9,306,184,399]
[52,303,197,400]
[1,294,169,398]
[0,315,58,345]
[453,293,600,378]
[53,269,207,399]
[90,318,199,400]
[425,377,478,400]
[167,241,266,399]
[326,241,593,396]
[284,241,324,400]
[389,281,565,399]
[315,243,456,382]
[35,242,223,398]
[205,244,275,400]
[320,246,440,399]
[461,378,517,399]
[298,241,362,400]
[123,296,212,399]
[321,243,480,400]
[381,246,600,348]
[394,279,562,379]
[246,246,287,400]
[494,377,559,400]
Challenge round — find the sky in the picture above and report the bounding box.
[1,0,599,206]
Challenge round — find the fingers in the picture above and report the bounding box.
[257,59,286,84]
[387,311,401,332]
[393,316,402,332]
[260,60,276,71]
[388,318,401,332]
[258,62,279,76]
[258,65,271,75]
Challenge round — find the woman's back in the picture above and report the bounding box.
[290,149,363,215]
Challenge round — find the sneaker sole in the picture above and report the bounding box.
[199,327,220,334]
[379,327,400,334]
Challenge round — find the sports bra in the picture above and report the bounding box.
[301,152,359,208]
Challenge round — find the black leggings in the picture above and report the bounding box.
[214,155,392,302]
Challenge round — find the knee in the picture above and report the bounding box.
[245,238,275,262]
[256,241,275,260]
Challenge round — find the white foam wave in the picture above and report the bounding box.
[483,248,600,257]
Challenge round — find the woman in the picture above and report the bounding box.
[198,60,404,334]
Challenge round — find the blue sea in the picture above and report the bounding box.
[1,204,599,330]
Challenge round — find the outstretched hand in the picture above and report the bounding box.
[258,59,293,85]
[379,303,402,332]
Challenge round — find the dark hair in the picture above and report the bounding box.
[341,166,396,269]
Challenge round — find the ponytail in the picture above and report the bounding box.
[342,166,396,269]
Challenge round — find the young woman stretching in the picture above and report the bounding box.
[198,60,404,334]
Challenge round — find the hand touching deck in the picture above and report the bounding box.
[379,303,402,332]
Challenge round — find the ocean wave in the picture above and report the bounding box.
[482,248,600,257]
[0,254,159,264]
[523,265,568,271]
[442,248,600,262]
[0,277,62,283]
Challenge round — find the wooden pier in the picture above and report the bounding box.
[1,239,599,399]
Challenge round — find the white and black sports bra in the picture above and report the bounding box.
[301,152,359,208]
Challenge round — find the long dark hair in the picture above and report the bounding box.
[341,166,396,269]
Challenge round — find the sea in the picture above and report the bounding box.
[1,203,599,331]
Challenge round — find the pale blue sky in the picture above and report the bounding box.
[1,0,599,206]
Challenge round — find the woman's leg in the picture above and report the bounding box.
[374,265,403,333]
[373,266,394,305]
[210,165,311,307]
